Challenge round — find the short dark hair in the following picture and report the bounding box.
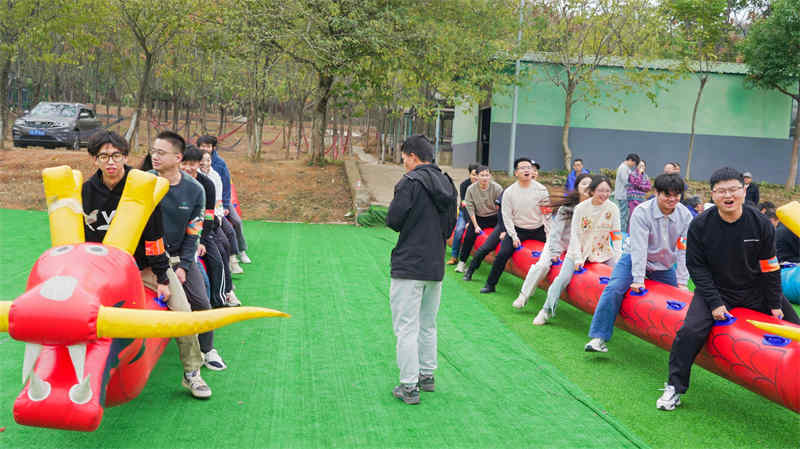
[758,201,776,211]
[709,167,744,190]
[157,130,186,154]
[514,157,534,170]
[764,208,778,220]
[625,153,641,165]
[400,134,434,162]
[588,175,612,194]
[670,161,681,168]
[197,135,218,148]
[654,173,686,195]
[574,158,583,163]
[87,130,129,157]
[683,196,701,209]
[183,145,203,162]
[476,165,490,174]
[468,163,480,173]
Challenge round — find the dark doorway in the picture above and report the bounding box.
[479,108,491,165]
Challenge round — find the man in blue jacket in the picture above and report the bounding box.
[566,158,589,192]
[386,135,458,405]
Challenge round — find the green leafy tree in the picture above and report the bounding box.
[522,0,668,171]
[662,0,729,180]
[741,0,800,190]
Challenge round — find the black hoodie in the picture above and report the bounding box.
[386,164,458,281]
[82,166,171,285]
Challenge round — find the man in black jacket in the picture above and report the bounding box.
[82,130,210,399]
[743,171,760,206]
[657,167,800,411]
[386,134,457,405]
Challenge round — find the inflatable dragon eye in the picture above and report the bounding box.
[83,245,108,256]
[49,245,74,256]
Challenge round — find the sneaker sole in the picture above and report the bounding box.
[584,344,608,353]
[392,391,420,405]
[204,362,227,371]
[181,378,212,399]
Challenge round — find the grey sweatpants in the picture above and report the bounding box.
[390,278,441,385]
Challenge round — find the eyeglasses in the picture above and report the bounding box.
[149,149,175,158]
[96,153,125,163]
[517,165,533,171]
[712,186,743,196]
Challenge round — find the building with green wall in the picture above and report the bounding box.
[452,57,797,185]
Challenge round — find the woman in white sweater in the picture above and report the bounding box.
[532,175,622,325]
[513,173,592,309]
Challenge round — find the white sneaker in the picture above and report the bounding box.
[656,383,681,411]
[512,294,528,309]
[226,291,242,307]
[239,251,252,264]
[230,256,244,274]
[203,349,228,371]
[454,261,466,273]
[182,370,212,399]
[532,309,550,325]
[584,338,608,353]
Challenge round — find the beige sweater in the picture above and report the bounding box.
[566,198,622,265]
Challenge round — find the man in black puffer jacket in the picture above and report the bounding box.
[386,134,457,405]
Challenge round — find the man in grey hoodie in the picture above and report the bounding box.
[386,135,458,405]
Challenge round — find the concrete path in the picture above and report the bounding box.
[353,146,469,207]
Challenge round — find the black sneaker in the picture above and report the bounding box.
[463,269,474,281]
[480,285,495,294]
[418,374,435,392]
[392,384,420,405]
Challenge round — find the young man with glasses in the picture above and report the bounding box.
[657,167,800,411]
[478,158,549,294]
[150,131,229,376]
[585,173,692,353]
[81,130,212,399]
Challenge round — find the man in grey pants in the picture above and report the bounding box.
[386,135,458,405]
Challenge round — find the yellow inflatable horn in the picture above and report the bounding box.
[103,170,169,255]
[42,166,84,246]
[747,320,800,342]
[776,201,800,238]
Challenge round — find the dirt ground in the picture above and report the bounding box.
[0,119,354,223]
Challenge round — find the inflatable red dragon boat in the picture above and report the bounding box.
[0,166,289,431]
[453,225,800,414]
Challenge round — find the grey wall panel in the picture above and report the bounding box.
[488,123,796,186]
[452,142,478,168]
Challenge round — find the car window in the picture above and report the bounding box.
[79,109,95,119]
[30,103,78,117]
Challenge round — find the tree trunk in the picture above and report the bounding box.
[561,82,575,171]
[200,97,207,135]
[347,105,353,155]
[297,103,304,159]
[786,87,800,191]
[172,98,179,131]
[686,76,707,181]
[185,102,191,140]
[0,57,11,149]
[124,52,153,146]
[218,106,226,135]
[311,74,333,165]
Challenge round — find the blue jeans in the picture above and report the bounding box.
[616,198,630,234]
[451,210,468,258]
[588,253,677,341]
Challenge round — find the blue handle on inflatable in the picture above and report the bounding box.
[762,334,791,347]
[574,266,586,274]
[154,294,167,308]
[599,276,610,284]
[781,263,797,269]
[552,259,563,266]
[531,250,541,258]
[477,230,484,235]
[515,245,523,252]
[666,300,686,311]
[629,288,648,296]
[713,314,737,326]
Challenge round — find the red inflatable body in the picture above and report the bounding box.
[9,243,169,431]
[231,182,243,218]
[456,228,800,413]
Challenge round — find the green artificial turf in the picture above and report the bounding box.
[0,209,646,449]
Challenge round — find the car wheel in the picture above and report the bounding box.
[72,134,80,151]
[13,141,26,148]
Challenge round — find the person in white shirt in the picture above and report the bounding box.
[479,158,549,294]
[533,176,621,325]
